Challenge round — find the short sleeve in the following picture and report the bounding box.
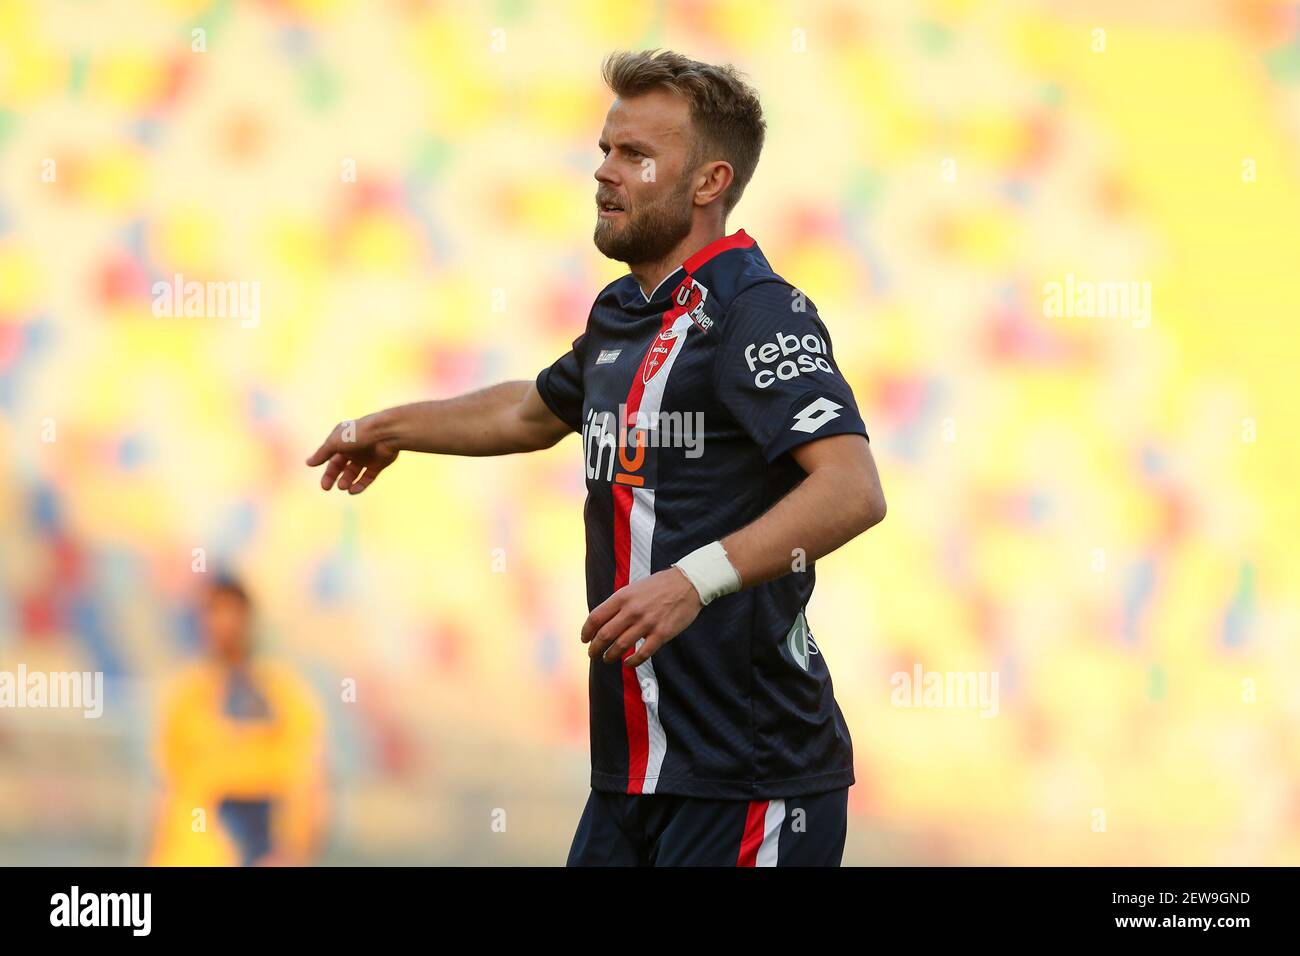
[714,282,868,462]
[535,331,587,432]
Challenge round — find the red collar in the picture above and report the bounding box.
[682,228,755,274]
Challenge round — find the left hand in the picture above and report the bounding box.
[581,567,703,668]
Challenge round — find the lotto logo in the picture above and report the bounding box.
[743,331,834,388]
[791,396,842,434]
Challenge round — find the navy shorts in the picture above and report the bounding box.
[566,787,849,867]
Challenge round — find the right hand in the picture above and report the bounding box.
[305,414,400,495]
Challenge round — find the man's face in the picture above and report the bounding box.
[593,89,698,266]
[203,591,251,665]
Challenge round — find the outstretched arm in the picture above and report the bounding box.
[582,433,886,667]
[305,381,573,494]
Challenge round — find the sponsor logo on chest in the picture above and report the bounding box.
[743,331,834,388]
[582,406,706,487]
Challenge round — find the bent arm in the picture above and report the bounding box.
[720,433,886,588]
[583,433,885,667]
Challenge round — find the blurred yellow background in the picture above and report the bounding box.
[1,0,1298,865]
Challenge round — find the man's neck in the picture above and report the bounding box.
[630,222,727,300]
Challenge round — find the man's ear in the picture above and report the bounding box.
[694,160,735,207]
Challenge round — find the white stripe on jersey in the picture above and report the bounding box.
[756,799,787,867]
[627,311,697,793]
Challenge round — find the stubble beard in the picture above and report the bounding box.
[593,175,695,267]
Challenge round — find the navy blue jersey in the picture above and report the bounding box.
[536,230,868,800]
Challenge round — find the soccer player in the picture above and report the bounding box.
[306,50,886,866]
[150,577,326,866]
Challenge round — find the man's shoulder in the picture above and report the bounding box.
[710,272,820,342]
[702,241,816,329]
[592,273,640,306]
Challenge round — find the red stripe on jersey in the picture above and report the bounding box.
[616,308,680,793]
[736,800,769,867]
[683,228,754,274]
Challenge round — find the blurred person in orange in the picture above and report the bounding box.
[149,577,326,866]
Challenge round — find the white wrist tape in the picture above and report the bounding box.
[673,541,741,606]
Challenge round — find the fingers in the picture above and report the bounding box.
[320,453,348,491]
[581,594,624,644]
[624,633,664,669]
[315,449,385,495]
[305,438,335,468]
[605,628,652,666]
[348,465,379,495]
[306,421,348,468]
[587,607,639,662]
[581,582,676,665]
[336,460,362,492]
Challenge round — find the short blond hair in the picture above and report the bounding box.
[602,49,766,216]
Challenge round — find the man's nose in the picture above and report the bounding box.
[594,156,618,185]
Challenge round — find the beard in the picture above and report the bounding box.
[593,175,695,266]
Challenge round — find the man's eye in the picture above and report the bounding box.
[626,150,643,160]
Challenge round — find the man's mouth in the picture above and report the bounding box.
[597,197,625,218]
